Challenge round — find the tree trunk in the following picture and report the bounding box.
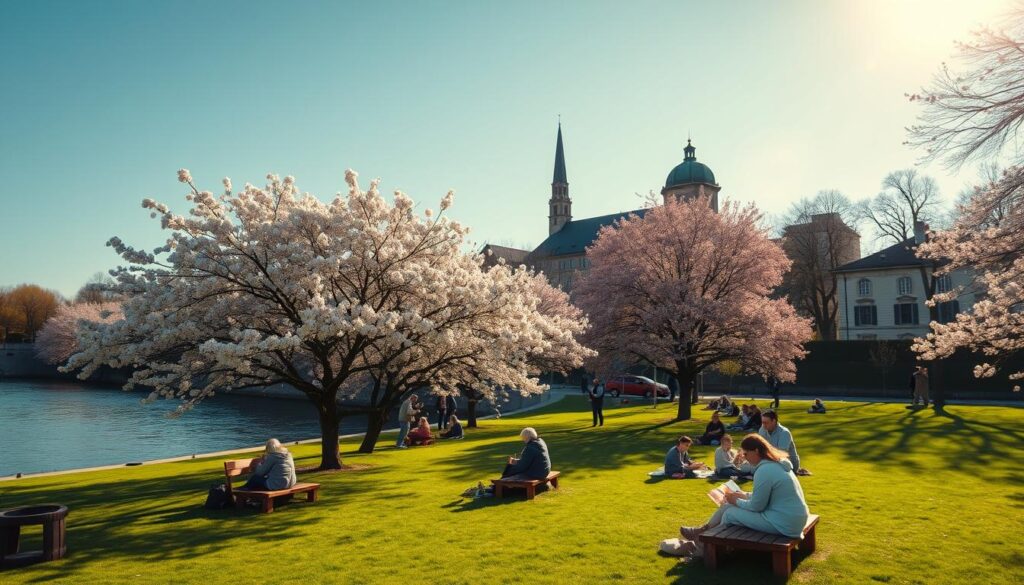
[316,400,343,470]
[358,408,390,453]
[691,375,700,405]
[675,374,694,421]
[467,398,479,428]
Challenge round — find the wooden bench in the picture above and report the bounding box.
[699,514,819,579]
[223,458,320,513]
[491,471,561,500]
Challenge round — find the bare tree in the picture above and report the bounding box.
[906,12,1024,168]
[779,190,861,340]
[75,272,123,304]
[856,169,943,245]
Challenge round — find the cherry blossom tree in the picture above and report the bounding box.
[36,302,122,364]
[66,169,588,469]
[908,10,1024,393]
[574,196,813,421]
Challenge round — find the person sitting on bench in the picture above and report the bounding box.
[714,434,753,479]
[695,412,726,445]
[664,435,708,478]
[807,399,826,414]
[406,416,434,445]
[501,427,551,479]
[242,438,297,491]
[678,434,810,557]
[441,414,464,439]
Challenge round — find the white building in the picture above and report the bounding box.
[833,227,977,341]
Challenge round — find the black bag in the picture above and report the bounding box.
[205,484,232,510]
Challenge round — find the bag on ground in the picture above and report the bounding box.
[205,483,232,509]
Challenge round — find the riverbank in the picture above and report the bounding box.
[0,386,563,482]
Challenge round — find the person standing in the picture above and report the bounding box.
[769,376,781,409]
[668,376,679,403]
[396,395,420,449]
[589,377,605,427]
[913,365,930,408]
[436,394,455,430]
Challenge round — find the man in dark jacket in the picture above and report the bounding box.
[502,427,551,479]
[589,377,605,427]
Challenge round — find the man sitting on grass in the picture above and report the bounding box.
[759,410,811,476]
[664,435,708,478]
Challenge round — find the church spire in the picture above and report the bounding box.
[549,122,571,235]
[553,122,568,184]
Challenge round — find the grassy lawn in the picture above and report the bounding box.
[3,396,1023,584]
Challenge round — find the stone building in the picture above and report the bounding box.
[484,124,722,290]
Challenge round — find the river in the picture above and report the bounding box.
[0,380,380,477]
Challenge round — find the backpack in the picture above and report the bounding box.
[205,484,233,510]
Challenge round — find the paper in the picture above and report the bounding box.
[707,479,741,505]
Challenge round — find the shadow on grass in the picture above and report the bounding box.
[664,546,815,584]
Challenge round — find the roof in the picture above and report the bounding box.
[553,124,567,184]
[664,140,716,189]
[481,244,530,265]
[833,238,928,273]
[530,208,649,258]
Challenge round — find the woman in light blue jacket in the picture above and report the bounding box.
[680,433,809,553]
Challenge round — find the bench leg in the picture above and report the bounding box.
[772,549,792,579]
[262,497,273,513]
[526,485,536,500]
[42,517,66,561]
[802,526,816,553]
[1,524,21,558]
[494,484,504,499]
[703,542,718,570]
[307,489,318,503]
[550,477,559,490]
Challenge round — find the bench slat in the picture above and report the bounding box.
[233,483,320,498]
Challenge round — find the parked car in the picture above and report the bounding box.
[606,375,670,398]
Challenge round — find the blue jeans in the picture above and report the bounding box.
[396,421,411,446]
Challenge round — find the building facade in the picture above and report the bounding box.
[833,226,976,340]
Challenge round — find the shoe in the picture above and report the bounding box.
[680,524,708,540]
[396,444,408,449]
[677,540,698,557]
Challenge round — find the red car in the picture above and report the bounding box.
[606,375,670,398]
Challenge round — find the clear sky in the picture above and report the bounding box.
[0,0,1012,297]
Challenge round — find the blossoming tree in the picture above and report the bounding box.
[36,302,122,365]
[66,169,588,469]
[574,197,813,421]
[908,11,1024,392]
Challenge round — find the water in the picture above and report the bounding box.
[0,380,377,476]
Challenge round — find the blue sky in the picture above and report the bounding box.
[0,0,1010,296]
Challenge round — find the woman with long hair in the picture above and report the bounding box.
[406,416,434,445]
[677,433,809,556]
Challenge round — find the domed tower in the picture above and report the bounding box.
[661,139,720,212]
[549,123,571,234]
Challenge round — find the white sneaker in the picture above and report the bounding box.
[396,444,408,449]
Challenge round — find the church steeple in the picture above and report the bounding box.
[549,122,571,235]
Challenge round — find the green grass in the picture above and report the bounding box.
[3,397,1024,584]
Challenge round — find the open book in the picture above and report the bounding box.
[707,479,742,506]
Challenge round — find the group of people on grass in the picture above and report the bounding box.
[395,394,464,448]
[664,409,809,479]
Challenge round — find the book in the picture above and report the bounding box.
[707,479,742,506]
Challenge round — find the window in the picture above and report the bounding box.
[857,278,872,296]
[856,334,877,341]
[935,274,952,294]
[936,300,960,324]
[854,305,877,326]
[894,302,919,325]
[897,276,913,295]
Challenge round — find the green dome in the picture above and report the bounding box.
[664,140,716,188]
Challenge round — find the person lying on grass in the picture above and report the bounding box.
[714,434,754,479]
[441,414,464,439]
[664,435,708,478]
[242,438,297,491]
[406,417,434,446]
[807,399,826,414]
[675,433,810,558]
